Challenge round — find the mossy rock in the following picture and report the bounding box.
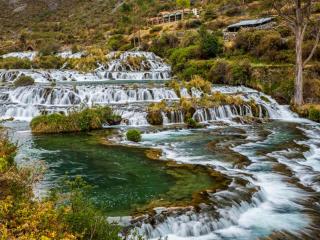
[147,110,163,125]
[186,118,200,129]
[126,129,142,142]
[13,75,35,87]
[30,107,121,134]
[308,107,320,122]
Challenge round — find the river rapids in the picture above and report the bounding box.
[1,51,320,240]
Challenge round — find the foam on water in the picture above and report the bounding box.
[131,121,318,239]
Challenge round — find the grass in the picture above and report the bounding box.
[30,107,121,134]
[294,104,320,122]
[126,129,142,142]
[13,75,35,87]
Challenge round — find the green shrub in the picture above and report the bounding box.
[13,75,35,87]
[30,107,121,134]
[235,30,288,62]
[203,5,218,21]
[35,56,65,69]
[185,19,202,29]
[308,107,320,122]
[107,34,127,51]
[0,57,33,69]
[187,75,212,94]
[126,129,142,142]
[198,27,222,59]
[186,118,199,128]
[169,45,200,72]
[150,26,163,34]
[39,40,61,56]
[231,60,252,85]
[0,133,17,172]
[208,59,232,84]
[149,33,179,57]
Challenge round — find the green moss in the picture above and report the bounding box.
[146,100,167,125]
[187,75,212,94]
[30,107,121,134]
[13,75,35,87]
[308,107,320,122]
[186,118,200,128]
[0,57,33,69]
[126,129,142,142]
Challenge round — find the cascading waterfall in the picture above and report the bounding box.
[130,118,320,239]
[0,51,171,83]
[0,83,290,124]
[5,86,179,106]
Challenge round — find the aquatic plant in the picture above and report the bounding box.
[186,118,200,128]
[13,75,35,87]
[126,129,142,142]
[30,107,121,134]
[187,75,212,94]
[294,104,320,122]
[147,100,168,125]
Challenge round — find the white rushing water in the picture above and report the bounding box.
[0,51,171,82]
[0,84,286,124]
[133,118,319,239]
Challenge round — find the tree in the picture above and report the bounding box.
[273,0,320,106]
[198,27,222,59]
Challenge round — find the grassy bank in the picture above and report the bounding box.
[30,107,121,134]
[294,104,320,122]
[0,128,122,239]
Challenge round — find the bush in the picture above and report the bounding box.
[231,60,252,85]
[295,104,320,123]
[107,34,127,51]
[13,75,35,87]
[208,59,232,84]
[169,45,200,73]
[235,30,289,62]
[147,101,167,125]
[0,132,17,172]
[198,27,222,59]
[187,75,212,94]
[150,25,162,34]
[35,55,65,69]
[0,57,33,69]
[149,33,179,57]
[30,107,121,134]
[309,107,320,122]
[126,129,142,142]
[39,40,61,56]
[185,19,202,29]
[186,118,199,128]
[203,5,218,21]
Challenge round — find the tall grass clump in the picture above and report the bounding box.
[30,107,121,134]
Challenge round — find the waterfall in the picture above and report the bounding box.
[113,109,149,126]
[0,52,171,82]
[163,110,185,125]
[4,85,179,106]
[192,105,264,123]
